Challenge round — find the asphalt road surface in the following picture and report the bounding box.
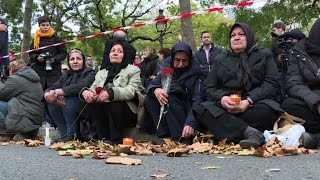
[0,145,319,180]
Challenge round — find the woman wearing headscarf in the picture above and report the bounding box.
[81,41,142,144]
[44,49,95,142]
[282,19,320,149]
[140,42,205,144]
[193,23,281,149]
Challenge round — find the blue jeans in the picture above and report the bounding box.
[48,97,80,137]
[0,101,8,130]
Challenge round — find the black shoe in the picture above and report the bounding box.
[301,132,320,149]
[239,132,265,149]
[53,135,75,143]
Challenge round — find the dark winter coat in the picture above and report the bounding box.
[285,39,320,110]
[199,23,281,118]
[145,49,205,129]
[29,33,67,89]
[140,54,159,88]
[195,43,223,74]
[0,17,9,66]
[45,67,96,97]
[0,67,44,134]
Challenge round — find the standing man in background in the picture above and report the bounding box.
[195,31,222,75]
[0,17,9,80]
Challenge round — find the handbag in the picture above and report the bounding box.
[273,112,305,134]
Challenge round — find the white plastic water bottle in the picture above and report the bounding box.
[44,127,52,146]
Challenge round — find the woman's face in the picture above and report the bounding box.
[39,22,51,33]
[144,48,153,57]
[159,53,164,60]
[69,52,83,71]
[230,27,247,54]
[109,44,124,64]
[134,55,141,64]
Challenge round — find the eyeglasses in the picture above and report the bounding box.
[173,58,189,64]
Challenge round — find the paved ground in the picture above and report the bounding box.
[0,145,320,180]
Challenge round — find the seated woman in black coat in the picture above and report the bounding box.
[140,42,205,144]
[282,19,320,149]
[44,49,95,142]
[193,23,282,149]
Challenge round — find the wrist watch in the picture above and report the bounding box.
[246,96,254,106]
[54,90,59,98]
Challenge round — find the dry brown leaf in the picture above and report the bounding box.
[167,147,190,157]
[254,147,273,158]
[50,142,65,150]
[163,138,178,148]
[24,139,42,147]
[237,149,255,156]
[151,171,169,179]
[189,142,213,153]
[1,142,9,146]
[105,157,142,165]
[92,150,110,159]
[72,153,83,159]
[283,147,302,155]
[201,166,219,170]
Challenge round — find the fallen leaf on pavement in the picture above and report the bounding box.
[24,139,42,147]
[1,142,9,146]
[189,142,213,153]
[151,171,169,179]
[167,147,189,157]
[237,149,255,156]
[106,157,142,165]
[92,150,110,159]
[266,168,281,172]
[201,166,219,170]
[72,153,83,159]
[216,156,233,159]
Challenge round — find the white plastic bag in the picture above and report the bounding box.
[263,124,305,148]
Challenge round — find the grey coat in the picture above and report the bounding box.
[0,67,44,134]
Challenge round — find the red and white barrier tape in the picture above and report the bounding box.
[1,0,269,60]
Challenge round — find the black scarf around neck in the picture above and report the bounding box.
[104,41,130,84]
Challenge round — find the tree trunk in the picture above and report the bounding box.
[21,0,33,63]
[179,0,196,52]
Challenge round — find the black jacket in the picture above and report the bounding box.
[29,33,67,89]
[195,43,223,74]
[45,67,96,97]
[285,39,320,110]
[140,54,159,88]
[0,17,9,66]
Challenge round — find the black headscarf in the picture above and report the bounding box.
[105,41,131,84]
[170,42,193,80]
[306,18,320,56]
[229,23,257,91]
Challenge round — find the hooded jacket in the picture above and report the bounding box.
[200,23,281,118]
[0,67,44,134]
[146,42,205,129]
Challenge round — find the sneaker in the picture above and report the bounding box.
[301,132,320,149]
[239,132,265,149]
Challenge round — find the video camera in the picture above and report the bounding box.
[39,52,53,71]
[271,32,295,50]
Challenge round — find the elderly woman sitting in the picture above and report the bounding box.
[81,41,142,144]
[193,23,282,149]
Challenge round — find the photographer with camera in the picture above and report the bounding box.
[270,22,306,102]
[29,16,67,90]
